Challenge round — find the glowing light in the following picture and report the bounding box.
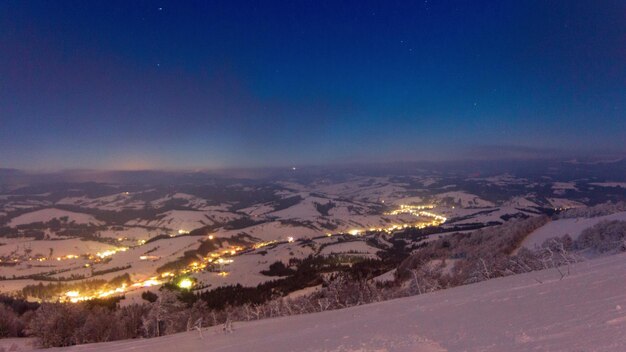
[142,279,161,287]
[96,247,127,259]
[253,240,277,249]
[349,229,360,236]
[208,235,214,240]
[96,250,115,258]
[287,236,295,243]
[178,278,193,289]
[383,204,447,231]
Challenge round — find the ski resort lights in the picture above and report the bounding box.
[287,236,295,243]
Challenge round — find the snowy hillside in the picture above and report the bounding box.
[521,211,626,249]
[43,252,626,352]
[8,208,102,227]
[2,167,625,304]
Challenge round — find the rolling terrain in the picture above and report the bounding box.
[9,251,622,352]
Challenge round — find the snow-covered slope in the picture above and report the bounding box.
[521,211,626,249]
[7,208,102,227]
[126,209,239,232]
[47,253,626,352]
[432,191,495,208]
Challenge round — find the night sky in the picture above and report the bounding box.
[1,1,625,170]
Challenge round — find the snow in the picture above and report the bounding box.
[0,338,37,352]
[445,206,536,226]
[46,253,626,352]
[552,182,578,192]
[310,177,408,203]
[433,191,495,208]
[150,193,213,210]
[214,221,321,242]
[501,196,539,208]
[391,196,423,205]
[193,243,315,289]
[57,194,145,211]
[477,174,528,186]
[372,268,396,283]
[126,209,239,232]
[286,285,322,299]
[0,238,116,258]
[319,241,379,257]
[589,182,626,188]
[95,236,203,281]
[521,211,626,249]
[7,208,102,227]
[546,198,585,209]
[97,226,160,242]
[0,280,40,294]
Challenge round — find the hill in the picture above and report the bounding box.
[35,252,626,352]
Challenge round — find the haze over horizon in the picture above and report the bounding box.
[2,0,625,170]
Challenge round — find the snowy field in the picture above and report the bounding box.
[8,208,102,227]
[37,252,626,352]
[521,211,626,249]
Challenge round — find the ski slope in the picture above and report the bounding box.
[46,252,626,352]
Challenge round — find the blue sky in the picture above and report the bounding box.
[1,0,624,170]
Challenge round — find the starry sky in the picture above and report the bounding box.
[1,0,625,170]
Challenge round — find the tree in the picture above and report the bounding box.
[142,290,185,337]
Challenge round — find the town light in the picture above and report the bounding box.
[178,278,193,289]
